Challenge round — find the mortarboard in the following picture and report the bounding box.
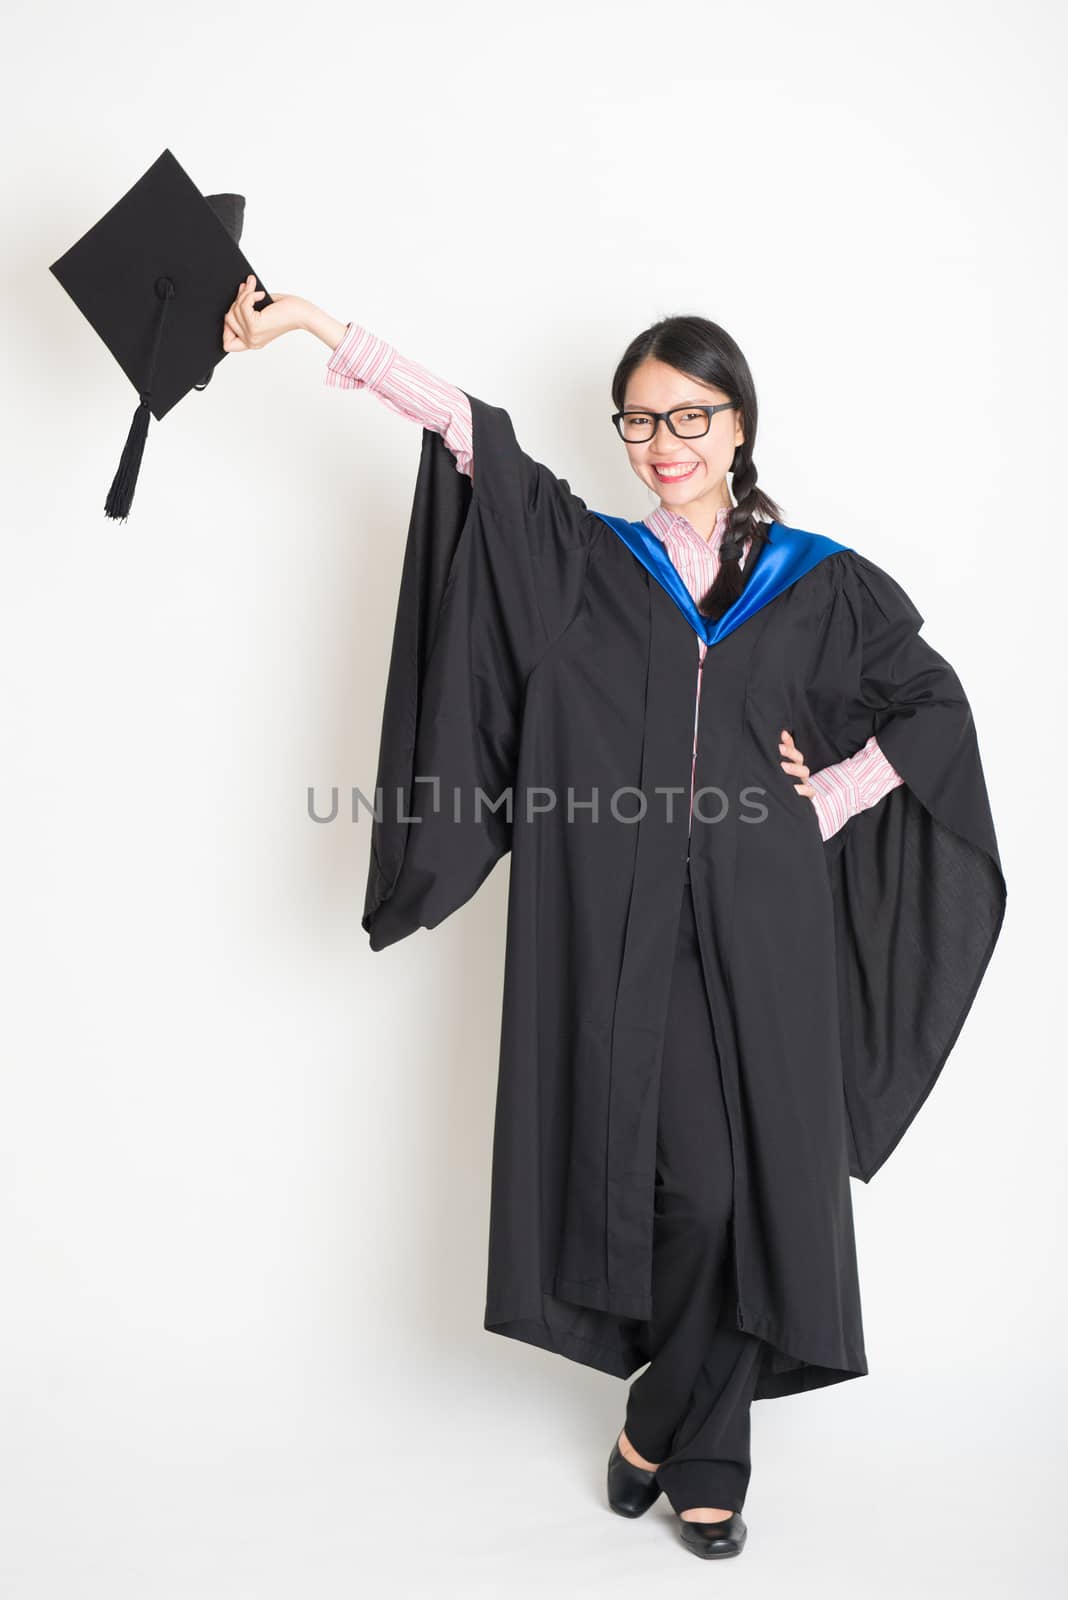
[49,148,272,520]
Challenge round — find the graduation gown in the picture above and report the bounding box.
[360,393,1007,1400]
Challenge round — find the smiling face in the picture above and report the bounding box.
[621,357,746,532]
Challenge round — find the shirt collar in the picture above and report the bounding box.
[644,502,734,548]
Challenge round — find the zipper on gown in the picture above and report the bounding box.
[686,643,746,1331]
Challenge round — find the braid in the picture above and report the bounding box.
[698,443,778,620]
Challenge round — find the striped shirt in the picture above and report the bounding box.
[325,323,904,842]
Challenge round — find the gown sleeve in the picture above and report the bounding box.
[356,387,603,950]
[807,549,1007,1181]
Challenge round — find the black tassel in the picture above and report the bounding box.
[104,274,174,522]
[104,397,152,521]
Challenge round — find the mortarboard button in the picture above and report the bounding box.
[49,148,272,521]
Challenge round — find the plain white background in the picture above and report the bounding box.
[1,0,1063,1593]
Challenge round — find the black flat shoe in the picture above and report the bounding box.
[677,1509,747,1559]
[606,1435,662,1517]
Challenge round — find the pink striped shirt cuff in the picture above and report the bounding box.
[806,733,905,842]
[324,321,474,478]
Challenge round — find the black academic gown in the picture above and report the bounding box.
[360,394,1007,1401]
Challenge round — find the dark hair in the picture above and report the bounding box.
[611,314,784,620]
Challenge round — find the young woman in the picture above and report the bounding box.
[224,280,1007,1562]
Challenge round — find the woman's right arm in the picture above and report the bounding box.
[319,319,474,480]
[222,280,475,478]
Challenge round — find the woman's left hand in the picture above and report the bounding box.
[779,728,816,800]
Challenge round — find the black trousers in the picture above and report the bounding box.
[623,859,767,1516]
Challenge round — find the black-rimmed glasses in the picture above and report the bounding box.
[612,401,737,444]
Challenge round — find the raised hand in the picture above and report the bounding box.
[222,276,310,353]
